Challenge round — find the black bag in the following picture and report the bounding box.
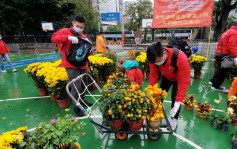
[166,38,192,58]
[221,55,235,68]
[220,39,235,68]
[66,29,92,67]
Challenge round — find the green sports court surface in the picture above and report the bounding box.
[0,52,235,149]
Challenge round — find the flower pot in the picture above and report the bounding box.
[91,82,99,90]
[147,118,161,131]
[232,136,237,149]
[232,117,237,126]
[111,119,123,131]
[211,118,220,129]
[128,119,144,131]
[99,76,103,82]
[194,72,201,79]
[57,98,70,108]
[197,112,209,119]
[105,75,110,81]
[37,88,48,96]
[221,123,229,131]
[55,142,81,149]
[184,104,194,111]
[49,93,57,102]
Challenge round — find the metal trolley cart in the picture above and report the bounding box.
[66,73,173,141]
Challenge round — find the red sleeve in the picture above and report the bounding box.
[228,78,237,98]
[228,34,237,57]
[176,53,191,102]
[51,28,69,44]
[4,43,10,53]
[149,63,159,86]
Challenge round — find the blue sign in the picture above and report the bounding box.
[101,12,120,21]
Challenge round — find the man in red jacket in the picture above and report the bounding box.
[0,35,17,72]
[147,41,190,130]
[51,16,93,117]
[209,24,237,92]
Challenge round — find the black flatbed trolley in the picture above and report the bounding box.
[66,73,173,140]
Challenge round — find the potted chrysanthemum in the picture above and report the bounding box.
[144,84,168,132]
[99,71,129,130]
[190,55,207,79]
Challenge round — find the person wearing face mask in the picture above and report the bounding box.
[51,15,93,117]
[146,41,190,131]
[0,35,17,72]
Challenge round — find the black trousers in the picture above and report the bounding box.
[210,55,228,88]
[160,75,180,119]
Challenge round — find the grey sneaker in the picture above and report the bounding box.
[208,81,213,86]
[211,86,229,92]
[1,70,7,72]
[12,69,17,72]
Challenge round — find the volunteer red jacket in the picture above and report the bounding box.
[51,27,93,69]
[149,47,190,102]
[126,68,143,88]
[0,40,10,55]
[215,26,237,57]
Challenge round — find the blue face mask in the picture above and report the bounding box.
[0,37,2,40]
[156,60,165,66]
[74,26,83,33]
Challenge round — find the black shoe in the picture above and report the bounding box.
[80,100,93,107]
[74,107,85,117]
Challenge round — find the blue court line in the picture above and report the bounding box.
[3,55,61,69]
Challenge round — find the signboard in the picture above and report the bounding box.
[101,12,120,21]
[152,0,214,28]
[41,22,54,31]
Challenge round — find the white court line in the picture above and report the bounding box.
[27,115,202,149]
[0,95,225,113]
[0,96,50,101]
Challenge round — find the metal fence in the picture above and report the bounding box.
[7,42,217,60]
[107,42,217,60]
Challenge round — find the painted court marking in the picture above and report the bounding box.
[3,54,61,69]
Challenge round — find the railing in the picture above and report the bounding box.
[7,42,217,60]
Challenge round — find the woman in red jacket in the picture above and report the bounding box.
[147,41,190,130]
[209,24,237,92]
[51,16,93,117]
[0,35,17,72]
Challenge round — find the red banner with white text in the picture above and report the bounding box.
[152,0,214,28]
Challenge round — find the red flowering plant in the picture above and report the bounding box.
[196,100,212,118]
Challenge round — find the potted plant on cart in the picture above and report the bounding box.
[196,100,212,119]
[123,84,149,132]
[144,84,168,131]
[100,71,129,131]
[182,94,196,111]
[190,55,207,79]
[33,114,85,149]
[144,84,168,140]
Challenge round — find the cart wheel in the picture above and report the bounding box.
[115,132,128,140]
[148,134,161,141]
